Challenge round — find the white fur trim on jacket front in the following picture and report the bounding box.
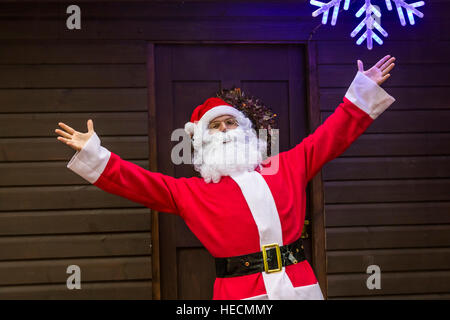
[243,282,324,300]
[230,170,313,300]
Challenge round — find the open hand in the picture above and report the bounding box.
[55,119,95,152]
[357,55,396,86]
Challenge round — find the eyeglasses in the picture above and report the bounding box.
[208,118,239,130]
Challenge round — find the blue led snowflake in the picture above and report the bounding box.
[310,0,425,49]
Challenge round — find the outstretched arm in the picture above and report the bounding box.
[284,55,396,182]
[56,121,183,215]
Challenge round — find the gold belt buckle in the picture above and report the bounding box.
[262,243,282,273]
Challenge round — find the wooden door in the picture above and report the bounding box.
[153,43,309,299]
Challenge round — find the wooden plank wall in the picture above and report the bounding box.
[0,0,449,299]
[317,7,450,298]
[0,4,152,298]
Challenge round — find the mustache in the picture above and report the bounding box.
[192,127,265,183]
[202,128,248,145]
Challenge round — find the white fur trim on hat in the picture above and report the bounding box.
[199,105,244,129]
[184,105,245,136]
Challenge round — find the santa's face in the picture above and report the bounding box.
[192,114,267,183]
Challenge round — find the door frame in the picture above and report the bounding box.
[146,40,327,300]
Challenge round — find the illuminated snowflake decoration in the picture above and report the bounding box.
[310,0,425,49]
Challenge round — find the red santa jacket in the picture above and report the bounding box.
[67,71,395,300]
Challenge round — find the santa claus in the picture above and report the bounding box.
[56,55,396,300]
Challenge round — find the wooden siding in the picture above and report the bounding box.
[0,5,152,297]
[318,11,450,297]
[0,0,448,299]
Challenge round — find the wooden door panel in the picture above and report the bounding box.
[177,248,215,299]
[155,43,308,299]
[240,80,291,152]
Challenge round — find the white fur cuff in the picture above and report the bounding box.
[66,132,111,184]
[345,71,396,120]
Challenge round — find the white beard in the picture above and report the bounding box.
[192,126,267,183]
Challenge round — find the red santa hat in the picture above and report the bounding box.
[184,97,245,136]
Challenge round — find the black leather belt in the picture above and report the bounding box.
[215,238,306,278]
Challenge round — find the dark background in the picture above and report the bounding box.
[0,0,449,299]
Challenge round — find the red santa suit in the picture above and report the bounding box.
[67,71,395,300]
